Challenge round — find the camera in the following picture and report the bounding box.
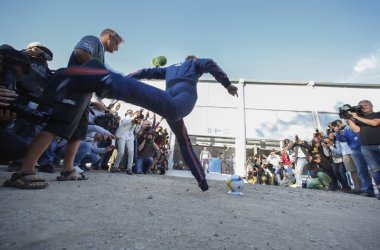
[283,138,290,147]
[338,104,363,119]
[1,69,50,123]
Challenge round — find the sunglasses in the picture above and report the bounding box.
[110,35,120,47]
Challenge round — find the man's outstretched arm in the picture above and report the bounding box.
[198,59,238,97]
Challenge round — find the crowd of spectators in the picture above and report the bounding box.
[244,103,380,200]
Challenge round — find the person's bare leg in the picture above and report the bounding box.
[62,139,81,172]
[21,131,55,173]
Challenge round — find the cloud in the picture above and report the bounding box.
[354,54,378,73]
[345,48,380,83]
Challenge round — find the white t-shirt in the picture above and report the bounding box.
[115,117,136,140]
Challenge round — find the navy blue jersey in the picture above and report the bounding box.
[128,58,232,89]
[68,35,104,67]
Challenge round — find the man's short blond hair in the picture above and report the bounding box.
[101,28,124,44]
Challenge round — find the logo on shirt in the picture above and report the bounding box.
[61,99,76,106]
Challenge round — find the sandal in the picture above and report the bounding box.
[56,169,88,181]
[3,172,48,189]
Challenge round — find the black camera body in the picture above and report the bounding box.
[339,104,363,119]
[1,69,50,123]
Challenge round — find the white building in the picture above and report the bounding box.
[117,79,380,176]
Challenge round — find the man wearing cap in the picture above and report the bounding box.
[20,42,54,96]
[4,29,123,188]
[0,45,34,183]
[4,42,56,173]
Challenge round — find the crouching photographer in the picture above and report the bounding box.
[345,100,380,197]
[135,126,160,174]
[0,45,31,163]
[306,152,334,190]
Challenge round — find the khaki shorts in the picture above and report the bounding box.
[343,154,357,172]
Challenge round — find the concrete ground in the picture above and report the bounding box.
[0,166,379,250]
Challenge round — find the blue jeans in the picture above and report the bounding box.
[351,148,374,193]
[332,162,350,189]
[81,153,100,166]
[0,130,29,162]
[135,157,154,174]
[361,145,380,186]
[38,139,57,165]
[59,141,91,166]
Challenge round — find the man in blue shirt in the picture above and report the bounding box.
[334,120,375,197]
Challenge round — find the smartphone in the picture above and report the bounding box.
[111,139,116,146]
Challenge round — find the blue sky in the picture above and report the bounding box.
[2,0,380,83]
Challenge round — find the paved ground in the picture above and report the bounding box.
[0,166,379,250]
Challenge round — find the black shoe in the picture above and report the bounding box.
[111,167,119,173]
[37,163,55,173]
[351,189,362,195]
[100,165,109,170]
[198,179,209,192]
[126,169,133,175]
[360,191,375,198]
[340,188,352,193]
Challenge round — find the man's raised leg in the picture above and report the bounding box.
[167,119,208,191]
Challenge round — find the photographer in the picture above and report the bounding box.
[306,152,333,190]
[333,119,375,197]
[276,161,295,187]
[286,135,310,188]
[346,100,380,197]
[5,42,55,173]
[322,137,351,192]
[56,125,115,175]
[111,111,141,174]
[135,128,160,174]
[0,45,31,164]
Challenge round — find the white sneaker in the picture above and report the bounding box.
[290,184,301,188]
[73,165,84,174]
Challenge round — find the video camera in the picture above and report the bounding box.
[1,68,50,123]
[338,104,363,119]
